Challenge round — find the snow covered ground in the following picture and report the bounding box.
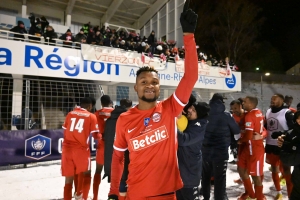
[0,155,289,200]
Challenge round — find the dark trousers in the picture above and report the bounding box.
[201,160,228,200]
[290,166,300,200]
[176,187,199,200]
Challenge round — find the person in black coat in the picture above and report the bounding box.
[176,101,210,200]
[10,20,27,40]
[103,99,132,198]
[44,26,58,45]
[277,111,300,200]
[201,93,240,200]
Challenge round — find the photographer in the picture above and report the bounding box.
[276,111,300,200]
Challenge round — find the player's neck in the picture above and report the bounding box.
[137,101,157,110]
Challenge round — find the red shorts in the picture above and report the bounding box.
[265,153,280,166]
[96,139,105,165]
[61,147,91,176]
[237,141,264,176]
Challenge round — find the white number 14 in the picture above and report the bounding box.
[70,118,85,133]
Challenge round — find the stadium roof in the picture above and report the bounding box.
[24,0,168,30]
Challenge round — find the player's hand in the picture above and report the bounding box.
[180,0,198,34]
[252,132,263,140]
[237,139,242,145]
[108,194,118,200]
[277,135,285,148]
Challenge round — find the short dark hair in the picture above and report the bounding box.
[245,96,258,107]
[89,97,96,106]
[136,66,158,77]
[80,97,92,109]
[284,95,293,101]
[238,97,244,104]
[120,99,132,108]
[273,93,284,101]
[101,95,111,106]
[230,100,241,106]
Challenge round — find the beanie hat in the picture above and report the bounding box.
[66,29,71,32]
[192,102,210,119]
[80,28,84,32]
[18,20,24,25]
[211,93,224,103]
[184,94,197,113]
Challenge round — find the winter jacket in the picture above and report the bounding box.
[281,123,300,199]
[44,29,58,44]
[10,24,27,40]
[177,118,208,188]
[103,106,128,182]
[202,99,240,162]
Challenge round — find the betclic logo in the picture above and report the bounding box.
[129,126,169,151]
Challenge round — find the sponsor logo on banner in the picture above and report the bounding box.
[225,74,236,89]
[129,126,169,151]
[152,113,161,122]
[25,134,51,160]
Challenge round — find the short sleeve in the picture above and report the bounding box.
[90,114,99,134]
[244,113,254,131]
[162,93,186,117]
[113,116,128,151]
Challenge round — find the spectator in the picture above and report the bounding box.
[103,99,132,199]
[176,101,210,200]
[284,95,297,113]
[201,93,240,200]
[297,103,300,111]
[277,111,300,199]
[103,35,114,47]
[28,13,43,41]
[44,26,58,45]
[147,30,157,55]
[40,16,49,32]
[9,20,27,41]
[16,108,36,130]
[59,29,75,48]
[75,28,87,43]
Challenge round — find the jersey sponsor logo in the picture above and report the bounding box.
[144,117,150,126]
[25,134,51,160]
[152,112,161,122]
[129,126,169,151]
[245,122,252,127]
[128,127,137,133]
[267,117,278,131]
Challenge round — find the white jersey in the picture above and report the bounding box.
[265,108,289,146]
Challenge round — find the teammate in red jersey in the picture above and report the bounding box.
[61,97,99,200]
[237,96,266,200]
[108,1,198,199]
[90,95,114,200]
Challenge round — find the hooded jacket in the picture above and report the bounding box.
[10,21,27,40]
[177,117,208,188]
[103,106,128,182]
[202,99,240,162]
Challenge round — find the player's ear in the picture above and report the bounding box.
[134,84,137,92]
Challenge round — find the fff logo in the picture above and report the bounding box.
[25,134,51,160]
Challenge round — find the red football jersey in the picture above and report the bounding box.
[244,108,264,155]
[113,94,185,198]
[62,107,99,148]
[94,107,114,135]
[233,112,246,135]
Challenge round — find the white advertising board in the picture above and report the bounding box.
[0,39,241,91]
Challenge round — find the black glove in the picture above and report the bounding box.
[180,0,198,33]
[108,194,118,200]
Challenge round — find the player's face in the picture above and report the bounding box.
[242,98,252,112]
[186,105,197,120]
[134,71,160,103]
[230,103,242,116]
[284,98,293,107]
[270,96,283,108]
[296,115,300,125]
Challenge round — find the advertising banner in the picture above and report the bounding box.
[0,38,241,91]
[0,129,97,166]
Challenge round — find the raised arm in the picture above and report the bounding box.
[174,0,199,104]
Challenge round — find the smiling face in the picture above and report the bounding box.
[134,71,160,103]
[230,103,242,116]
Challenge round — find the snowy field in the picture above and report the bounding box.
[0,155,289,200]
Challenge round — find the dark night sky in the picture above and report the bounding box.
[252,0,300,70]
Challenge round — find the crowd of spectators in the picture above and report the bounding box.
[6,14,237,70]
